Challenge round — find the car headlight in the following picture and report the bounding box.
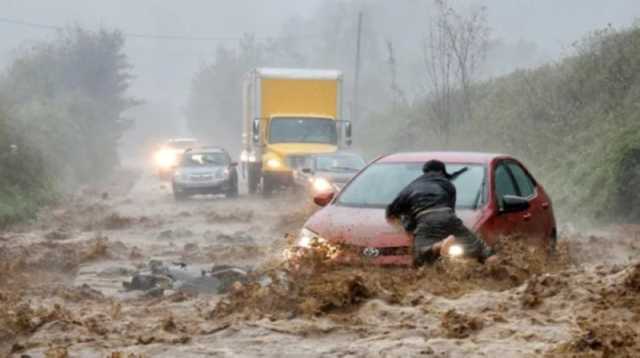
[266,158,282,169]
[155,149,176,168]
[312,177,332,192]
[297,228,326,248]
[448,244,464,257]
[240,151,249,162]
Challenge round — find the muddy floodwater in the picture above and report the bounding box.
[2,168,640,357]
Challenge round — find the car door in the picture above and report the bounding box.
[489,161,525,239]
[506,161,550,242]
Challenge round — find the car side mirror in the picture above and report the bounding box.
[301,168,314,174]
[313,191,335,207]
[345,121,352,146]
[501,195,530,213]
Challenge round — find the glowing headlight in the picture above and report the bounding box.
[312,177,332,192]
[248,153,257,162]
[240,151,249,162]
[155,149,177,168]
[297,228,326,248]
[448,244,464,257]
[267,158,282,169]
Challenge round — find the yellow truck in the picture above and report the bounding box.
[241,68,351,195]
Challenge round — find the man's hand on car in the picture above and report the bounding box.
[485,255,499,265]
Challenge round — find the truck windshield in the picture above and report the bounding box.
[269,118,337,145]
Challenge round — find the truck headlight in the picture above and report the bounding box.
[448,244,464,257]
[240,151,249,162]
[267,158,282,169]
[312,177,332,192]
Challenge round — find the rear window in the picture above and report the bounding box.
[180,152,227,167]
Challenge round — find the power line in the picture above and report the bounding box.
[0,16,320,42]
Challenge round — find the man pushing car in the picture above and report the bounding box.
[386,160,497,265]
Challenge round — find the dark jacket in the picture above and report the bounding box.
[386,172,456,220]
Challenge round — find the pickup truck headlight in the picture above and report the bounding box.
[312,177,332,192]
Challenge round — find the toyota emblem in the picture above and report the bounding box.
[362,247,380,257]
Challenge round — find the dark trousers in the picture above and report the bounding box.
[413,209,490,265]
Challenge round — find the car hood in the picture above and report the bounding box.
[305,206,482,248]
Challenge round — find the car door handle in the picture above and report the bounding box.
[523,213,532,221]
[542,202,550,209]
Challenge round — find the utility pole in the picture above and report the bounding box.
[353,11,363,124]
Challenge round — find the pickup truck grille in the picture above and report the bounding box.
[286,155,308,170]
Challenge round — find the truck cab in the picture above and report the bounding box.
[241,68,352,195]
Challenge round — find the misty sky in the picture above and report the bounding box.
[1,0,639,122]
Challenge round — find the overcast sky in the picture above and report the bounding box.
[1,0,639,115]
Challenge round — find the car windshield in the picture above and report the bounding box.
[336,162,486,209]
[270,118,337,145]
[180,152,227,167]
[315,154,365,172]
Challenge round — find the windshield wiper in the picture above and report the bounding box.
[329,166,358,172]
[450,167,469,181]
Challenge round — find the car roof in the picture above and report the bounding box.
[185,147,226,154]
[377,151,509,164]
[168,138,197,143]
[312,151,363,157]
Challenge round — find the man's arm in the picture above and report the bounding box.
[444,180,457,211]
[386,187,411,219]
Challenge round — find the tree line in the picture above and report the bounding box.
[0,28,135,226]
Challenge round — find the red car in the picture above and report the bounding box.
[297,152,557,266]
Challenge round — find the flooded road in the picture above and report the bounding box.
[2,168,640,357]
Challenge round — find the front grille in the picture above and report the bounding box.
[344,245,410,257]
[286,155,308,170]
[375,246,411,256]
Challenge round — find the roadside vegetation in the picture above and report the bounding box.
[0,28,135,227]
[364,25,640,223]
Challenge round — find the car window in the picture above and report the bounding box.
[336,163,485,209]
[494,164,518,198]
[507,163,535,197]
